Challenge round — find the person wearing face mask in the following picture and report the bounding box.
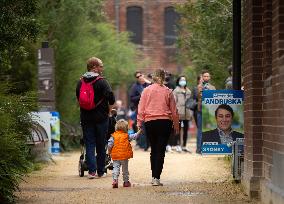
[172,76,193,153]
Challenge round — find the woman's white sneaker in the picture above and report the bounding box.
[175,145,182,153]
[166,145,174,153]
[152,178,163,186]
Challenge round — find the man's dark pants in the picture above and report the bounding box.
[196,111,202,153]
[82,120,108,175]
[133,111,148,150]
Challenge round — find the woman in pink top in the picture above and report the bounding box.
[137,69,179,186]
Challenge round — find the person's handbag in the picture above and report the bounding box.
[185,97,197,111]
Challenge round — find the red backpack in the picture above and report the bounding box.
[78,77,103,110]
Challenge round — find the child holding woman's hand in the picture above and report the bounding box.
[108,119,142,188]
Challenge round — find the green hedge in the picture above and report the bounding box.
[0,86,36,203]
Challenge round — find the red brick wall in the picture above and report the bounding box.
[243,0,284,202]
[104,0,186,74]
[104,0,186,104]
[262,0,273,182]
[243,0,264,197]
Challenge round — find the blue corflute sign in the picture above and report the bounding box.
[201,90,244,155]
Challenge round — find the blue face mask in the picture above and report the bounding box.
[179,80,186,87]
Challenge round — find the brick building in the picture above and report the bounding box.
[104,0,186,103]
[104,0,186,74]
[242,0,284,203]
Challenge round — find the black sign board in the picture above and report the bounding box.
[38,47,55,111]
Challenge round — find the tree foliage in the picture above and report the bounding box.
[38,0,139,124]
[0,1,39,202]
[0,0,39,88]
[0,85,37,203]
[176,0,233,88]
[0,0,140,201]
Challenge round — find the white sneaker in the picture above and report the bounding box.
[182,147,192,153]
[97,173,107,178]
[152,178,163,186]
[175,145,182,152]
[151,177,155,184]
[166,145,173,153]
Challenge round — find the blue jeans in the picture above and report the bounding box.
[137,122,149,150]
[196,111,202,153]
[82,120,108,175]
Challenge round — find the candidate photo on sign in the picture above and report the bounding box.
[202,104,244,144]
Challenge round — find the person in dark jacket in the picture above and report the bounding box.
[202,104,244,144]
[191,75,201,128]
[129,71,151,150]
[129,71,151,112]
[76,57,115,179]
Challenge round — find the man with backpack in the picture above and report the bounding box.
[76,57,115,179]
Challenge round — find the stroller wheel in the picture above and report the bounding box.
[108,162,113,170]
[105,155,113,171]
[108,164,113,170]
[78,160,84,177]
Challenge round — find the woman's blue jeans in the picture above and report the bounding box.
[82,120,108,175]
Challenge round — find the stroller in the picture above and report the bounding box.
[78,110,117,177]
[78,140,113,177]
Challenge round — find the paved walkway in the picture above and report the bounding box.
[16,139,258,204]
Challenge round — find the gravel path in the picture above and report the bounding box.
[16,140,259,204]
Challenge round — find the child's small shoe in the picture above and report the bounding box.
[123,181,131,187]
[112,179,118,188]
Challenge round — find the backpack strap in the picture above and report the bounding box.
[92,77,104,106]
[89,76,103,84]
[80,76,103,84]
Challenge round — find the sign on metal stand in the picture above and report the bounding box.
[38,41,55,111]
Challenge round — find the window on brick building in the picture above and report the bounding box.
[164,7,179,46]
[127,6,143,44]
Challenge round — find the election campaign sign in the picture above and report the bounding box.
[202,142,233,155]
[201,90,244,155]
